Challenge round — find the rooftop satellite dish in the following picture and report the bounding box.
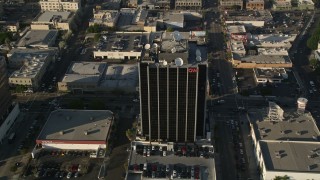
[171,47,176,53]
[144,44,151,50]
[163,60,167,66]
[175,58,183,66]
[196,56,202,62]
[196,49,201,57]
[152,43,158,48]
[173,31,182,42]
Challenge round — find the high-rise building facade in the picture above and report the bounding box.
[0,57,12,123]
[139,59,207,142]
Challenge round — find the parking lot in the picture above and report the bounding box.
[22,149,103,179]
[129,144,215,180]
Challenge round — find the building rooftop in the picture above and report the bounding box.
[254,68,287,79]
[9,53,50,79]
[162,13,184,24]
[37,109,113,142]
[100,64,138,89]
[227,25,246,34]
[247,0,264,2]
[96,33,148,52]
[90,10,119,24]
[298,0,314,5]
[238,55,292,65]
[62,62,107,83]
[248,34,297,48]
[16,30,58,47]
[260,141,320,172]
[248,108,320,141]
[257,48,289,56]
[230,40,245,52]
[33,11,73,23]
[224,10,273,22]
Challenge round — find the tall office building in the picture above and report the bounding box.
[0,57,12,124]
[139,54,207,142]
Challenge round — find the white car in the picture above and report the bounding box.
[133,99,139,102]
[191,166,195,177]
[67,172,72,179]
[172,170,177,178]
[163,151,166,156]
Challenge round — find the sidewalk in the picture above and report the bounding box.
[240,115,260,180]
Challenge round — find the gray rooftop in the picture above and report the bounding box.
[239,55,292,64]
[16,30,58,47]
[34,11,73,22]
[254,68,286,79]
[224,10,273,22]
[248,109,320,141]
[62,62,107,83]
[260,141,320,172]
[37,109,113,141]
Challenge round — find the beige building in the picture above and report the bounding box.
[89,10,119,27]
[220,0,243,9]
[175,0,202,10]
[8,50,57,90]
[58,62,138,93]
[16,30,58,49]
[31,11,75,31]
[232,54,293,68]
[39,0,81,11]
[246,0,264,10]
[0,21,20,32]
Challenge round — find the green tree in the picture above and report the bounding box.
[166,26,174,32]
[94,33,101,42]
[310,58,319,68]
[307,35,319,50]
[125,129,136,141]
[68,99,84,109]
[58,41,66,50]
[0,32,12,44]
[87,24,101,33]
[88,99,105,110]
[274,175,290,180]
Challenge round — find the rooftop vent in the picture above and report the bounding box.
[84,131,88,135]
[59,131,64,135]
[308,154,317,158]
[296,131,302,135]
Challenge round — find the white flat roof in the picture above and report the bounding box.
[37,109,113,142]
[34,11,72,22]
[227,25,246,34]
[16,30,58,47]
[258,48,289,56]
[249,34,297,48]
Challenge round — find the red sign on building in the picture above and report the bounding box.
[188,68,198,73]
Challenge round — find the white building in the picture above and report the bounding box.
[31,11,75,31]
[8,49,57,90]
[257,48,289,56]
[0,21,20,32]
[89,10,119,27]
[253,68,288,84]
[248,34,297,48]
[39,0,81,11]
[248,103,320,180]
[230,40,246,57]
[36,109,113,150]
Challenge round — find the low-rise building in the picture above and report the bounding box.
[93,32,148,60]
[31,11,75,31]
[257,48,289,56]
[16,30,58,49]
[253,68,288,84]
[39,0,81,11]
[175,0,202,10]
[232,54,292,68]
[8,49,57,90]
[89,10,119,27]
[159,13,185,29]
[247,34,297,48]
[58,62,138,93]
[224,10,272,27]
[272,0,292,10]
[298,0,314,10]
[230,40,246,57]
[220,0,243,9]
[0,21,19,32]
[227,25,247,42]
[36,109,114,150]
[246,0,264,10]
[248,102,320,180]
